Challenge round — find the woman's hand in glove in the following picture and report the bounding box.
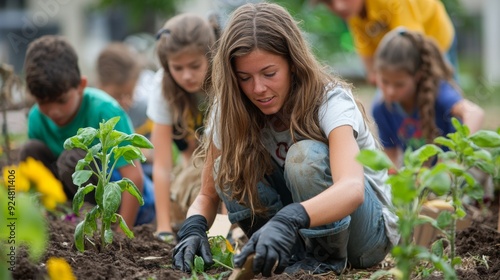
[173,215,214,272]
[233,203,310,277]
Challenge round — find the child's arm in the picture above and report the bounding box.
[361,55,377,86]
[151,122,174,234]
[451,99,485,134]
[384,147,402,170]
[117,163,144,227]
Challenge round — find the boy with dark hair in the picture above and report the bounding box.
[20,35,155,227]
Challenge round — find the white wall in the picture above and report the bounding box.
[482,0,500,85]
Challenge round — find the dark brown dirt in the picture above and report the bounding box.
[8,195,500,280]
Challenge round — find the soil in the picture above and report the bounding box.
[8,196,500,280]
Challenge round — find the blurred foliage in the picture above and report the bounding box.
[270,0,354,61]
[270,0,472,64]
[441,0,475,30]
[95,0,181,25]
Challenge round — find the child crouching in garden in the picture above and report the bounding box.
[371,28,493,201]
[20,35,155,227]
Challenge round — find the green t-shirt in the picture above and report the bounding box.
[27,87,134,169]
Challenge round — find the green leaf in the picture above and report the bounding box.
[100,116,121,138]
[474,161,495,175]
[89,144,102,157]
[409,144,442,165]
[462,172,477,188]
[76,158,90,171]
[116,178,144,206]
[387,171,417,204]
[72,170,94,187]
[95,180,104,207]
[434,136,455,150]
[104,228,114,245]
[103,182,122,222]
[436,211,453,229]
[456,207,467,219]
[417,215,437,227]
[114,145,145,163]
[84,207,99,235]
[451,117,468,136]
[76,127,98,146]
[431,239,444,257]
[193,256,205,273]
[451,256,462,267]
[74,220,85,252]
[116,214,135,238]
[356,149,393,171]
[421,166,451,196]
[125,133,154,149]
[107,130,129,148]
[63,135,88,150]
[469,130,500,148]
[72,184,96,213]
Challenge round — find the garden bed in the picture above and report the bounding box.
[9,197,500,280]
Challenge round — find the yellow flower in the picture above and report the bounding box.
[19,157,55,185]
[18,157,67,209]
[2,165,30,192]
[225,239,234,253]
[46,257,76,280]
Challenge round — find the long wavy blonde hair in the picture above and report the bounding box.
[374,29,457,144]
[200,2,358,214]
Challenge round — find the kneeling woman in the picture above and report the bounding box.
[173,2,399,277]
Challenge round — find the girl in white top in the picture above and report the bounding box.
[147,13,219,242]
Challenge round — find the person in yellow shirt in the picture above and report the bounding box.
[314,0,456,85]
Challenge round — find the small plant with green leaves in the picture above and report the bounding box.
[183,235,234,280]
[432,118,500,260]
[358,145,456,280]
[63,116,153,252]
[358,118,500,280]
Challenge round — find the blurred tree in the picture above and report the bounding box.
[95,0,182,27]
[270,0,354,62]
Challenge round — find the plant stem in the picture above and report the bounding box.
[450,178,460,262]
[212,259,234,271]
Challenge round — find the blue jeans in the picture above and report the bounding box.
[110,169,156,226]
[215,140,391,268]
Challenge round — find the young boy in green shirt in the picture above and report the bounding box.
[20,35,155,227]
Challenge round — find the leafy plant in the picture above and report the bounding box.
[433,118,500,259]
[358,146,456,280]
[63,116,153,252]
[358,118,500,279]
[183,235,234,280]
[0,187,48,280]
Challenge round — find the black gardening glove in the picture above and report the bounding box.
[173,215,214,272]
[233,203,310,277]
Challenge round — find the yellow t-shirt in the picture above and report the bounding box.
[348,0,454,57]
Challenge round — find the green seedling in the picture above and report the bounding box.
[358,118,500,280]
[358,145,456,280]
[432,118,500,260]
[63,116,153,252]
[183,235,234,280]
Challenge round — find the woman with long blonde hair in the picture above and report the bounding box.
[173,3,399,276]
